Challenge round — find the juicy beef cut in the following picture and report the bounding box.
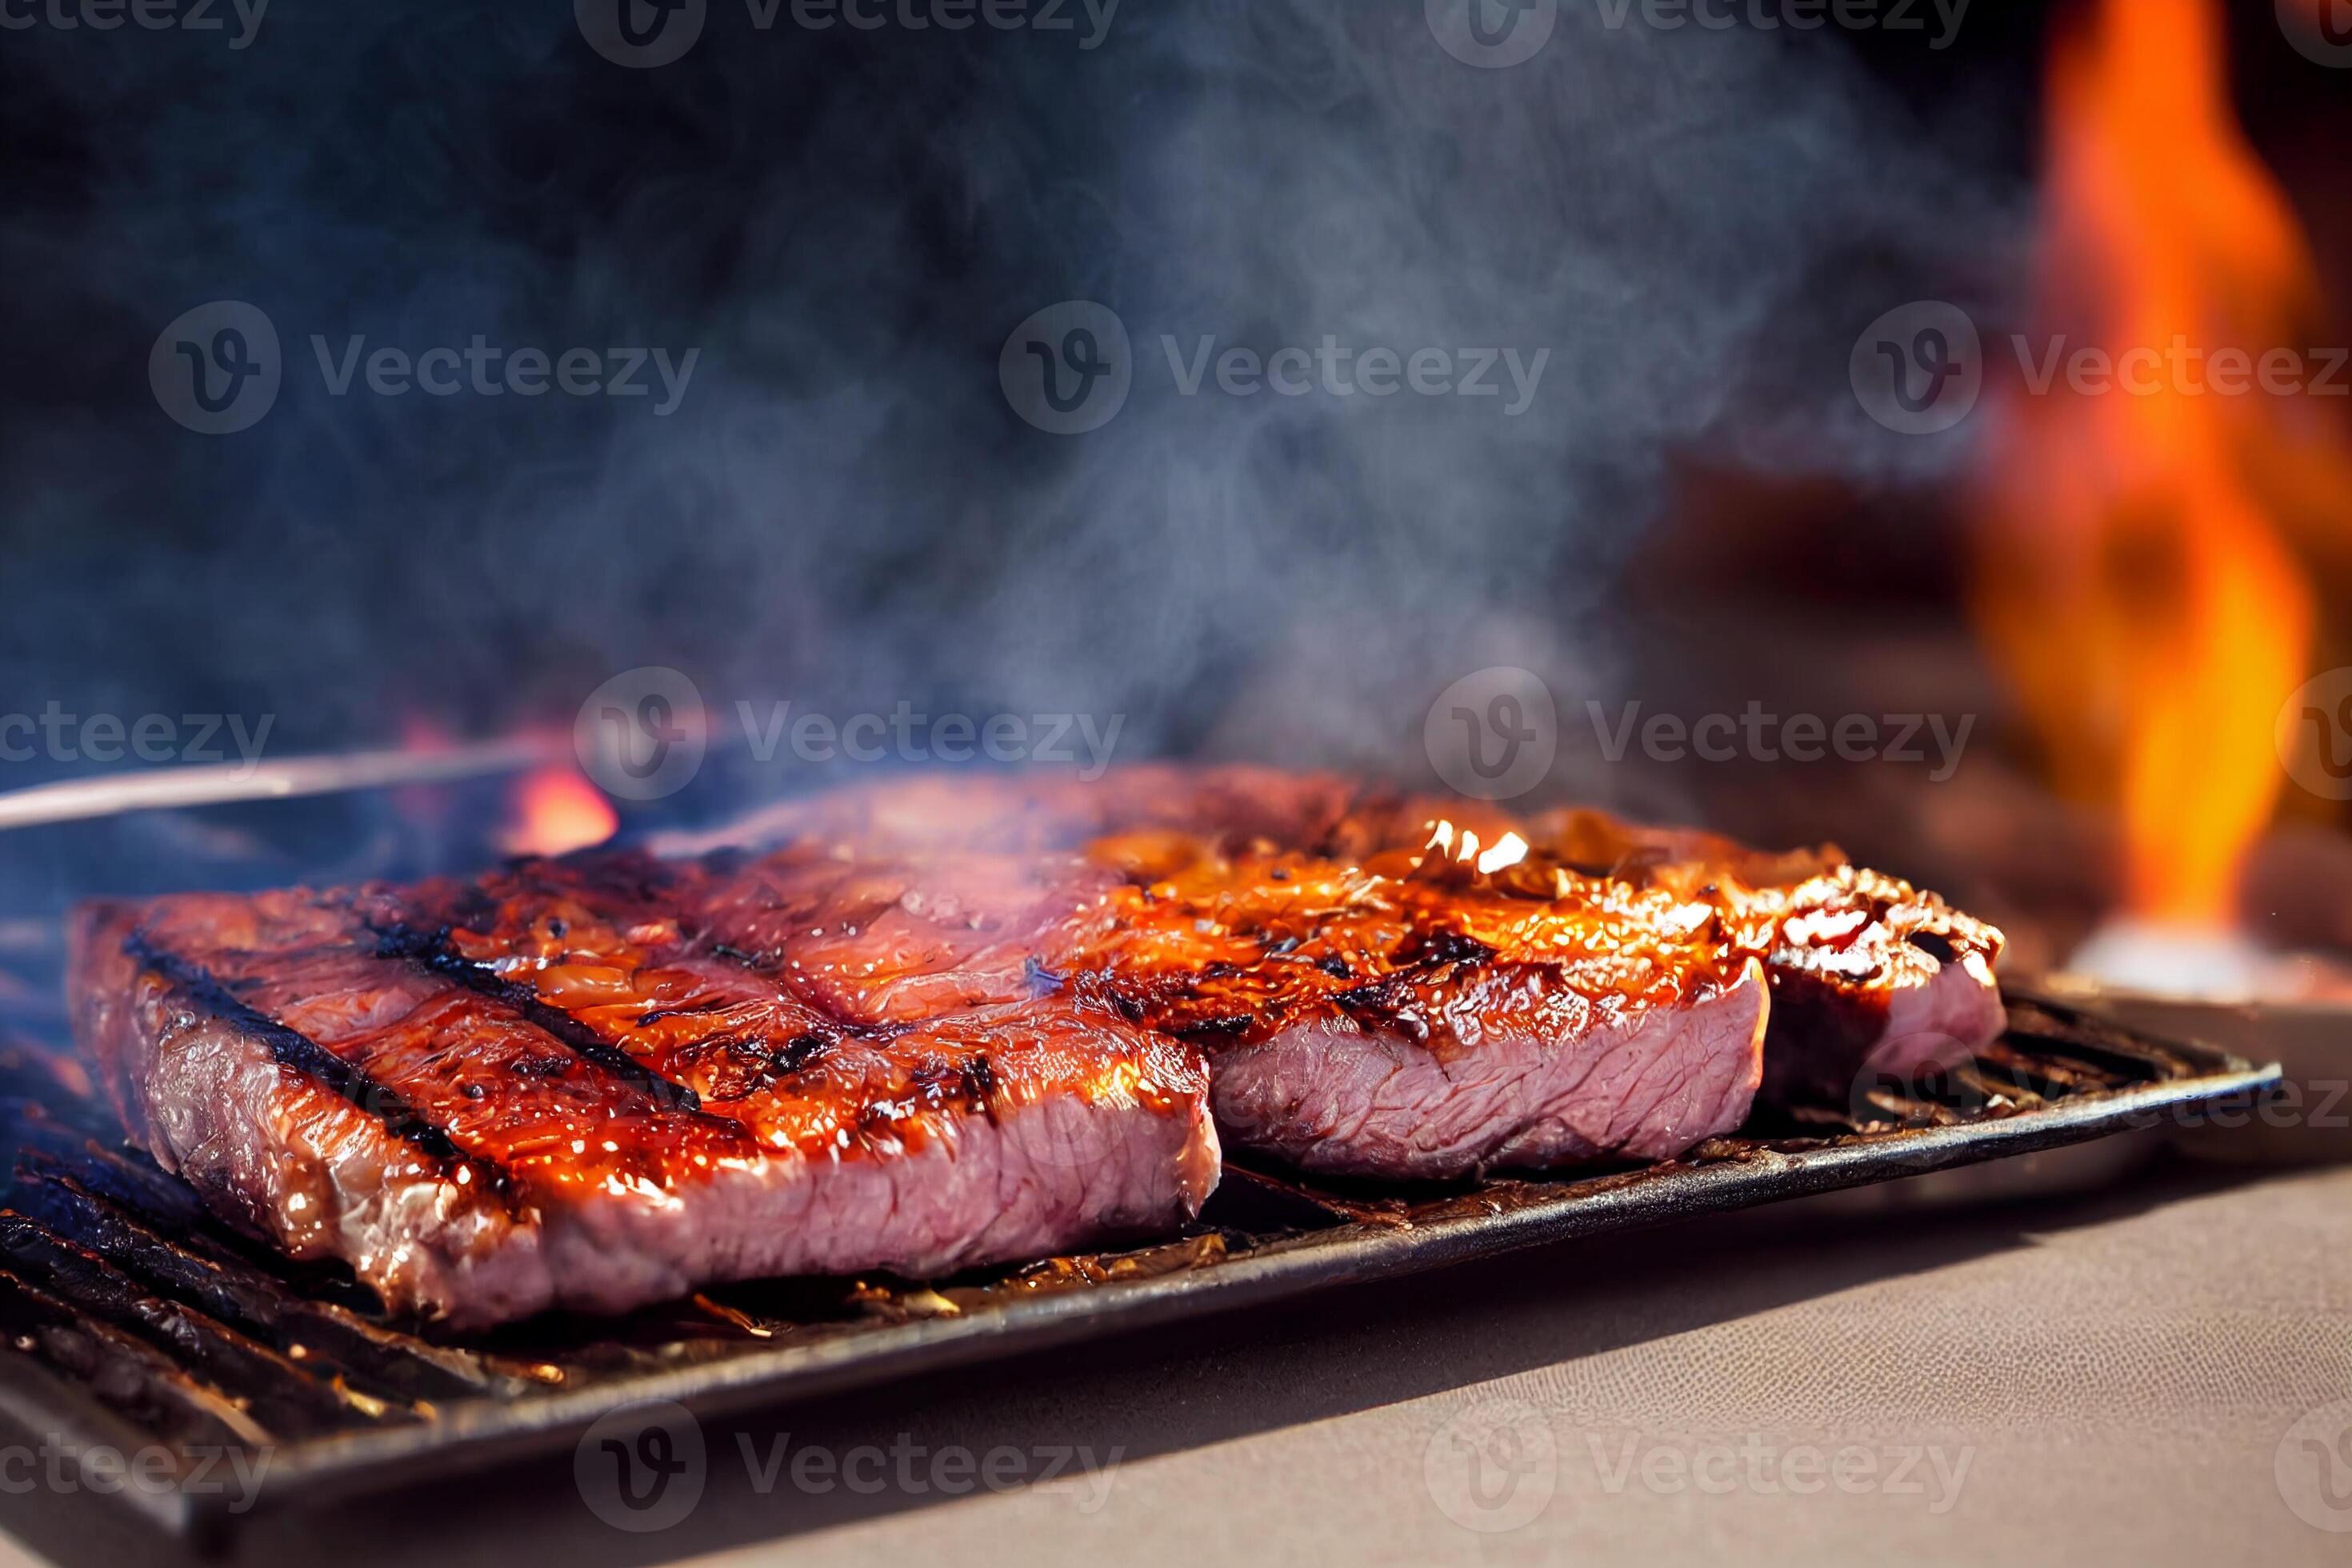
[697,827,1770,1181]
[71,766,2005,1326]
[687,766,2007,1110]
[70,859,1219,1328]
[1521,806,2006,1101]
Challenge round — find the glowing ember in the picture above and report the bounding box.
[502,767,619,857]
[1973,0,2352,934]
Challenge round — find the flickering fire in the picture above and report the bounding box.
[502,766,619,857]
[1974,0,2352,932]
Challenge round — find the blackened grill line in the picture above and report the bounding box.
[482,855,1035,1106]
[122,931,473,1168]
[426,855,870,1094]
[492,855,871,1082]
[369,924,705,1114]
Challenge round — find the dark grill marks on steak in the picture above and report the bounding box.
[371,922,704,1111]
[73,865,1222,1327]
[371,856,1211,1166]
[1513,809,2006,1097]
[714,769,2006,1109]
[116,929,466,1166]
[673,805,1773,1179]
[121,890,762,1198]
[70,767,2005,1321]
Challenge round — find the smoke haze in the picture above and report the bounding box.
[0,1,2026,822]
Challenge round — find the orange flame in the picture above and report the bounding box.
[1974,0,2352,930]
[502,767,619,857]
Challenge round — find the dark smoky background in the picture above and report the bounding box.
[0,0,2078,913]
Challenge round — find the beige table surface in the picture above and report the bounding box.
[0,1154,2346,1568]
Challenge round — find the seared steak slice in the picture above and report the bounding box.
[685,768,2006,1109]
[70,870,1218,1329]
[1524,809,2006,1101]
[70,767,2004,1322]
[1098,846,1769,1179]
[694,819,1767,1180]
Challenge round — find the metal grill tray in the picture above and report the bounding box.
[0,992,2281,1540]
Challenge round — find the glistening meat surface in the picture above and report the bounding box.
[70,862,1219,1328]
[686,766,2007,1106]
[697,827,1771,1179]
[71,766,2004,1324]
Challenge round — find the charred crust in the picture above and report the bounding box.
[959,1054,999,1113]
[1393,929,1496,970]
[774,1032,834,1074]
[1332,980,1399,1014]
[121,930,471,1167]
[371,922,703,1113]
[1175,1014,1255,1039]
[1906,930,1959,963]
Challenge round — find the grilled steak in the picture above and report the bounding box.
[72,766,2003,1323]
[70,863,1219,1328]
[682,766,2007,1109]
[695,826,1769,1179]
[1522,807,2006,1101]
